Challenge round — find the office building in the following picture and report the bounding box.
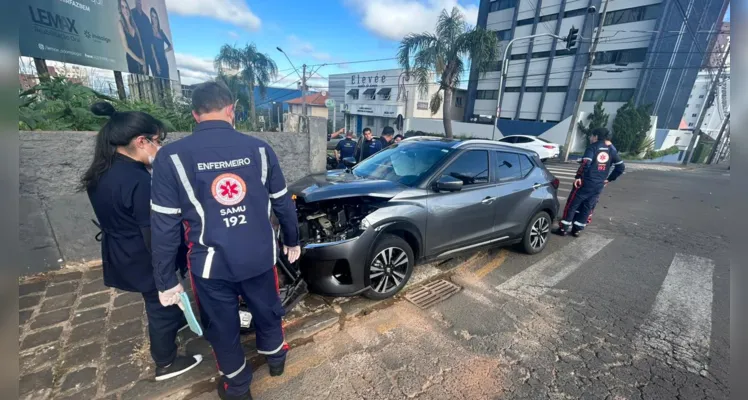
[465,0,730,133]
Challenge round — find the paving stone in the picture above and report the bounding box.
[19,310,33,325]
[68,320,107,344]
[82,269,103,282]
[105,339,140,367]
[73,307,108,324]
[20,346,60,374]
[120,349,218,400]
[114,292,142,308]
[110,302,144,324]
[19,295,41,310]
[30,308,71,330]
[104,363,142,392]
[81,278,109,295]
[78,292,111,309]
[285,310,340,344]
[45,281,78,297]
[51,271,82,283]
[62,341,102,368]
[19,281,46,296]
[21,326,63,350]
[39,293,75,312]
[19,368,53,395]
[60,367,97,392]
[58,386,98,400]
[108,320,144,344]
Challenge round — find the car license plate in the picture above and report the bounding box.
[239,310,253,328]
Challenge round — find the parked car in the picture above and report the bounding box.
[498,135,560,161]
[288,137,561,300]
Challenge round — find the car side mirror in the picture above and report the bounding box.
[342,157,357,169]
[434,175,463,192]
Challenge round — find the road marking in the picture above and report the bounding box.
[474,249,509,279]
[496,233,613,298]
[633,253,714,373]
[558,196,567,201]
[547,170,577,178]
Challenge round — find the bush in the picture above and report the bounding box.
[645,145,680,160]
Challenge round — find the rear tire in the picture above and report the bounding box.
[520,211,551,255]
[363,234,414,300]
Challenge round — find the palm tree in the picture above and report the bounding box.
[215,43,278,129]
[398,7,498,139]
[216,72,251,123]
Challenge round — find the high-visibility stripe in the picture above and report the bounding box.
[614,161,624,165]
[573,221,586,227]
[258,341,286,355]
[170,154,215,279]
[259,147,268,185]
[150,201,181,215]
[269,187,287,199]
[223,359,246,379]
[268,200,276,266]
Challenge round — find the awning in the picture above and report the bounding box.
[363,88,376,95]
[376,88,391,95]
[347,89,358,95]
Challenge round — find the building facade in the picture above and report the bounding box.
[465,0,729,133]
[328,68,466,136]
[285,93,330,119]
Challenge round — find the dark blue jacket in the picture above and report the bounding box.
[335,138,357,159]
[576,141,625,187]
[87,154,187,293]
[356,139,383,161]
[150,121,299,291]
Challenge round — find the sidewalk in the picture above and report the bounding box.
[19,256,471,399]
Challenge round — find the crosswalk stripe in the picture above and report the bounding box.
[633,253,714,373]
[496,233,613,298]
[547,170,577,177]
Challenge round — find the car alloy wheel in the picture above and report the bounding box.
[369,247,409,294]
[530,215,550,250]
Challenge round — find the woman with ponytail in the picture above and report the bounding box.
[82,102,202,380]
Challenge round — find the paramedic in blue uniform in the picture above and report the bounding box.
[81,102,202,381]
[556,127,624,237]
[378,126,395,149]
[334,130,357,168]
[354,127,382,162]
[150,81,301,400]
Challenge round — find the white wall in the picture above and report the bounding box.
[405,118,500,139]
[538,113,586,152]
[660,130,693,150]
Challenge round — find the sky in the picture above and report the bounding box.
[166,0,481,88]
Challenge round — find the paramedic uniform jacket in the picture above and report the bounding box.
[576,142,625,187]
[150,120,299,292]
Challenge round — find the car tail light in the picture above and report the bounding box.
[543,145,556,149]
[551,178,560,189]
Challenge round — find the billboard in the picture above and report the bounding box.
[21,0,178,80]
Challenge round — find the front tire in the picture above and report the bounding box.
[363,234,414,300]
[520,211,551,255]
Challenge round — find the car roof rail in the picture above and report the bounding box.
[453,139,500,148]
[401,136,455,142]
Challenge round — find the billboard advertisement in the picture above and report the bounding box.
[21,0,178,80]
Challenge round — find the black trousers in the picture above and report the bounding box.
[142,290,187,367]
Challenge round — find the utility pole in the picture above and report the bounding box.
[717,129,730,163]
[683,42,730,165]
[113,71,127,100]
[33,57,50,82]
[561,0,610,162]
[301,64,308,117]
[707,112,729,164]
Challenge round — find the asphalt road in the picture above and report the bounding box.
[195,162,730,400]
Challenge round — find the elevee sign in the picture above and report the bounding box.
[351,104,400,117]
[351,73,387,88]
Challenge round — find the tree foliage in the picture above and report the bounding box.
[215,43,278,130]
[611,100,653,154]
[398,7,498,138]
[19,76,195,132]
[577,99,608,145]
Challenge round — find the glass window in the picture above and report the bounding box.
[455,96,464,107]
[496,29,513,41]
[547,86,567,92]
[532,51,551,59]
[494,152,522,181]
[499,137,516,143]
[367,116,375,126]
[605,89,622,102]
[525,87,543,93]
[517,18,534,26]
[353,144,454,187]
[510,54,526,60]
[604,4,661,26]
[477,90,499,100]
[441,150,490,186]
[692,113,698,117]
[539,13,558,22]
[490,0,517,12]
[514,136,533,143]
[519,154,535,177]
[505,87,521,93]
[591,90,606,102]
[564,8,588,18]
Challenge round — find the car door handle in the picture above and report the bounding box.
[481,196,497,204]
[532,183,543,190]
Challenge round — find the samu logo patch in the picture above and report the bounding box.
[211,173,247,206]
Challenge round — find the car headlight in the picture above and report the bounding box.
[360,218,371,230]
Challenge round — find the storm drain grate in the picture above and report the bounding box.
[405,279,461,309]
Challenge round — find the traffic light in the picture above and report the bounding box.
[566,26,579,49]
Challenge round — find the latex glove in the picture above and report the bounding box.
[284,245,301,263]
[159,283,185,310]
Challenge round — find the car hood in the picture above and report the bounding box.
[289,170,405,202]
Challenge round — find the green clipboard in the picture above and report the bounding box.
[179,292,203,336]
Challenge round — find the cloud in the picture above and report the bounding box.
[165,0,261,31]
[228,31,240,39]
[175,53,217,85]
[287,35,332,62]
[346,0,479,41]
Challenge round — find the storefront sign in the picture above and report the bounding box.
[351,73,387,88]
[417,102,429,110]
[350,104,401,117]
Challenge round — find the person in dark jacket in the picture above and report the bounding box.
[81,102,202,381]
[556,127,625,237]
[354,127,382,162]
[334,130,357,168]
[150,82,300,400]
[379,126,395,149]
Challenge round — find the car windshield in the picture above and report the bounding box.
[352,143,453,186]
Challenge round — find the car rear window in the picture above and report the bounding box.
[519,154,535,177]
[536,137,552,143]
[494,151,522,181]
